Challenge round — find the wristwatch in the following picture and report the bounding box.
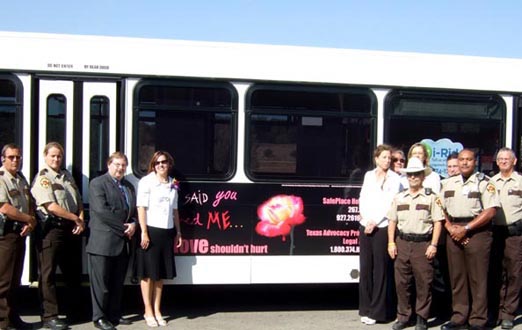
[464,224,471,232]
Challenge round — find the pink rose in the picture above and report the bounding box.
[255,195,306,240]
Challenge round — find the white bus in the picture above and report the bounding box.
[1,31,521,285]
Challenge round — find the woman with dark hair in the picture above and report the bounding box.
[136,151,182,327]
[358,144,401,325]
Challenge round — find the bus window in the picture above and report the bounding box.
[385,90,504,175]
[47,94,67,149]
[246,85,376,183]
[90,96,110,178]
[0,76,22,147]
[134,80,237,180]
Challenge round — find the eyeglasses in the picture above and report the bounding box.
[407,171,424,177]
[5,155,22,161]
[392,158,405,163]
[155,160,168,166]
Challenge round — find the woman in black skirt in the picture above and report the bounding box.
[136,151,182,327]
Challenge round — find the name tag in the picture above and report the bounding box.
[444,191,455,198]
[397,204,409,211]
[8,189,20,197]
[468,192,480,199]
[416,204,429,211]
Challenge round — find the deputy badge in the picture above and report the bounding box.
[486,183,495,194]
[40,177,50,189]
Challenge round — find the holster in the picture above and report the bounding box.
[36,209,52,234]
[0,213,5,237]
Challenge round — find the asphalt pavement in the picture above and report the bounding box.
[15,284,522,330]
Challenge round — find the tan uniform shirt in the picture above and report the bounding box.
[31,165,81,214]
[0,166,30,214]
[387,188,444,234]
[491,171,522,226]
[440,172,500,218]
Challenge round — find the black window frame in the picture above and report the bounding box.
[245,83,377,183]
[132,79,238,180]
[0,74,23,147]
[384,89,506,173]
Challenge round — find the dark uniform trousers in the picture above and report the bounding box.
[395,238,433,322]
[0,232,26,328]
[488,225,522,322]
[36,226,83,321]
[359,226,394,321]
[446,228,492,327]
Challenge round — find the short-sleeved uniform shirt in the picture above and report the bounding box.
[31,165,82,214]
[136,172,178,229]
[0,166,30,214]
[387,188,444,235]
[440,172,499,218]
[491,171,522,226]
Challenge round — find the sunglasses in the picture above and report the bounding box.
[392,158,405,163]
[5,155,22,161]
[154,160,168,166]
[407,171,424,177]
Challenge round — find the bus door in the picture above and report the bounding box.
[37,79,117,199]
[36,79,118,277]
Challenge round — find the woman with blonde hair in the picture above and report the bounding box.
[136,151,182,327]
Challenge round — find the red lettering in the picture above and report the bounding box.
[206,211,232,230]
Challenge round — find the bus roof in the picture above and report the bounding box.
[1,30,522,92]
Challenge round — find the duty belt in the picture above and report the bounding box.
[4,220,24,234]
[507,219,522,236]
[451,217,474,223]
[398,231,431,242]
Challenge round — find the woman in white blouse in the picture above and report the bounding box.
[136,151,182,327]
[358,144,401,325]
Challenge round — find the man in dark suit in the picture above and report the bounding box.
[87,152,136,330]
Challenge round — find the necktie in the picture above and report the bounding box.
[118,182,129,209]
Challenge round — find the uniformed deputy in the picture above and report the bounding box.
[488,148,522,330]
[0,143,36,330]
[387,157,443,330]
[31,142,85,330]
[439,149,499,330]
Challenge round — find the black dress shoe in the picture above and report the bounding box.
[10,319,32,330]
[501,319,514,330]
[441,322,469,330]
[111,318,132,326]
[93,319,115,330]
[415,316,428,330]
[392,321,409,330]
[43,318,68,330]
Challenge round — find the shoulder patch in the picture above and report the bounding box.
[39,177,51,188]
[424,187,432,195]
[486,183,495,194]
[435,197,442,207]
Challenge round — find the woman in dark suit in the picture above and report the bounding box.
[87,152,136,330]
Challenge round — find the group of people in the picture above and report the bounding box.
[358,143,522,330]
[0,142,181,330]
